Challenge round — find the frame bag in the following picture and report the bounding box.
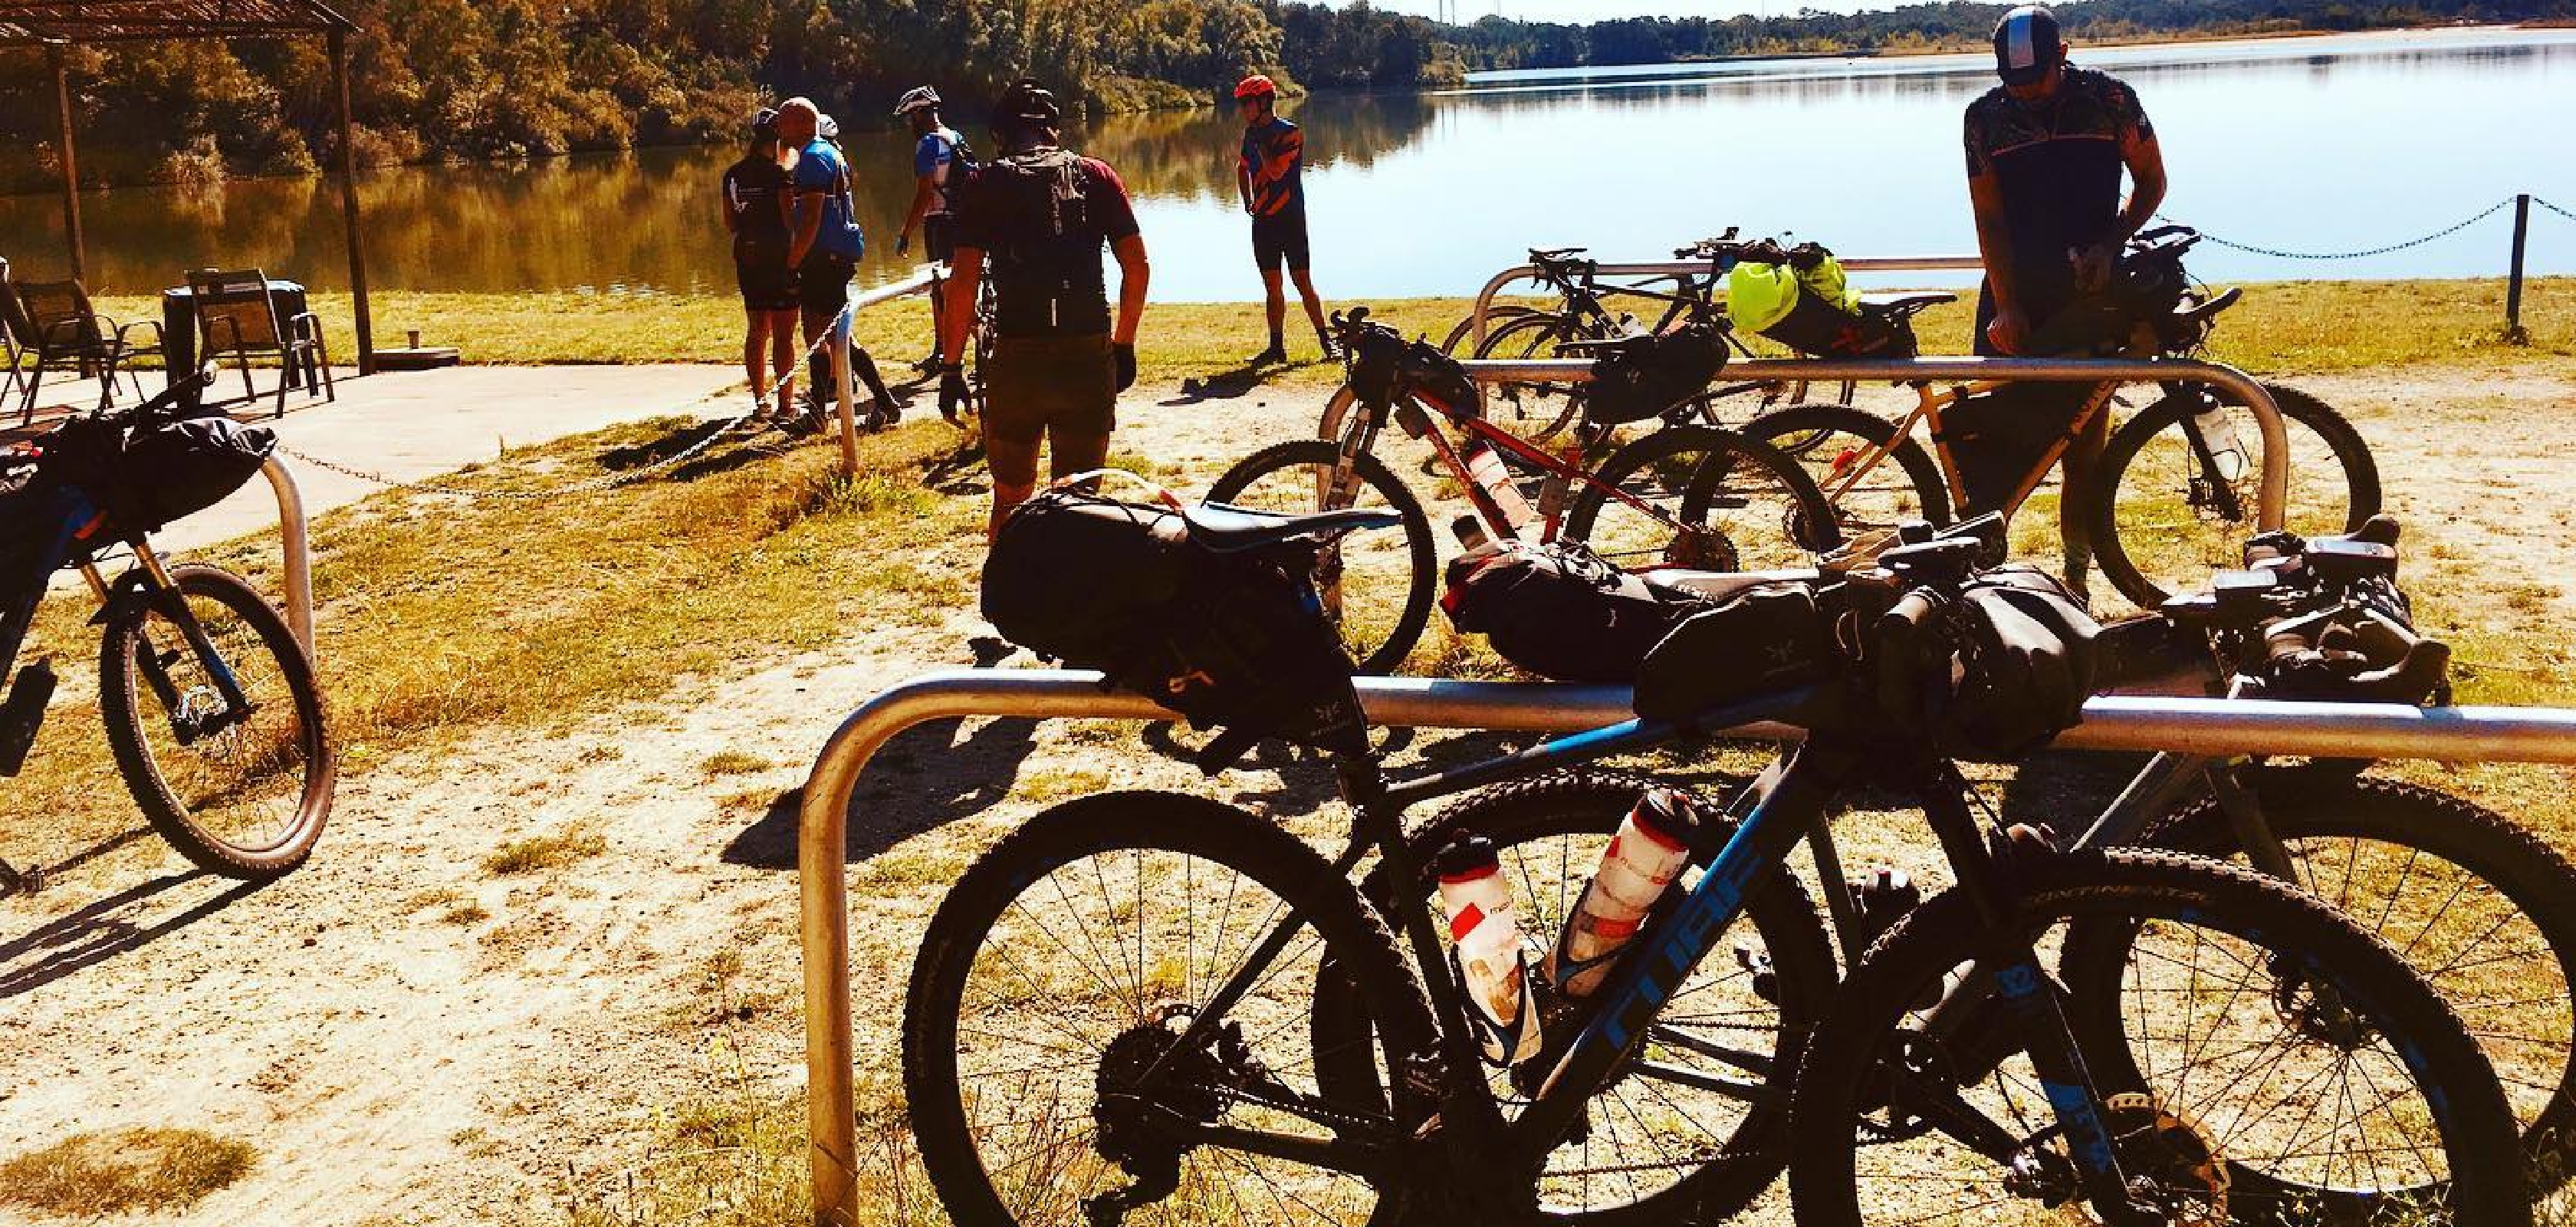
[1441,539,1707,683]
[1584,323,1728,426]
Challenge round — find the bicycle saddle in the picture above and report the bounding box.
[1858,291,1957,319]
[1528,247,1588,263]
[1185,502,1401,553]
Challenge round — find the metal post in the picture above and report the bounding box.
[2506,192,2532,345]
[1470,254,1983,349]
[795,671,2576,1225]
[330,30,375,377]
[831,311,859,475]
[49,43,84,285]
[259,457,315,653]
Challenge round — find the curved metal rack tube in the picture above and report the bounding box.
[257,456,314,652]
[1456,353,2291,532]
[1470,254,1983,348]
[798,668,2576,1222]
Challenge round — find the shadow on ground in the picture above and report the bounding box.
[721,714,1041,870]
[0,871,262,1000]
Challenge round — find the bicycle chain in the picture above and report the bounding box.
[2157,199,2514,261]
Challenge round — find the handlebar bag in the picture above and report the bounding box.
[1940,383,2088,517]
[1441,538,1707,682]
[1631,581,1837,723]
[1584,323,1728,426]
[109,416,276,535]
[1727,255,1914,360]
[1941,566,2101,761]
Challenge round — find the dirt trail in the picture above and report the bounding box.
[2,360,2571,1225]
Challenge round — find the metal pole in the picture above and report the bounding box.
[2506,192,2532,345]
[259,457,315,653]
[329,31,375,377]
[1454,354,2290,532]
[831,311,859,475]
[796,670,2576,1223]
[49,43,84,285]
[1469,255,1983,349]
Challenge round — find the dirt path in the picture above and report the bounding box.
[2,360,2571,1225]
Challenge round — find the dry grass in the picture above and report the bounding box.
[0,1127,256,1218]
[699,750,773,778]
[481,827,610,877]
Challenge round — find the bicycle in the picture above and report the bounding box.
[1362,518,2575,1219]
[1211,308,1839,673]
[1730,225,2379,609]
[1,367,334,888]
[903,517,2529,1226]
[923,260,999,429]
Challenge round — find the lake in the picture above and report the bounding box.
[5,26,2571,303]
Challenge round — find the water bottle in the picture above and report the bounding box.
[1460,438,1536,535]
[1545,788,1700,998]
[1435,834,1546,1066]
[2190,395,2248,483]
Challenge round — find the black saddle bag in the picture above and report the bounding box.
[1441,539,1707,683]
[1584,324,1728,426]
[983,488,1366,768]
[1941,384,2087,517]
[1631,582,1839,723]
[1868,564,2101,762]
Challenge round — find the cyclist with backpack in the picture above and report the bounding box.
[1235,74,1335,367]
[720,107,797,424]
[895,86,974,379]
[777,98,899,432]
[935,79,1150,537]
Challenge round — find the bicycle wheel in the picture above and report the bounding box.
[2133,771,2576,1189]
[1563,425,1842,571]
[98,563,333,880]
[968,285,998,421]
[1789,848,2528,1226]
[2088,383,2380,610]
[904,791,1438,1227]
[1441,304,1543,355]
[1475,314,1589,446]
[1316,771,1838,1223]
[1740,403,1952,548]
[1207,439,1436,676]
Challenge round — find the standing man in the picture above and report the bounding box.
[1963,4,2166,591]
[720,107,797,423]
[937,78,1150,536]
[1235,74,1333,367]
[777,98,899,431]
[894,85,974,392]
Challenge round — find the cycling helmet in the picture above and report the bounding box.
[1234,74,1277,100]
[750,106,779,136]
[894,86,941,117]
[817,113,840,140]
[993,78,1062,131]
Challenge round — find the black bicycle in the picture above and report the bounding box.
[2,367,333,887]
[902,518,2528,1226]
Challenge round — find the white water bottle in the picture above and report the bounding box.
[1436,835,1546,1066]
[1460,438,1537,535]
[2190,396,2249,482]
[1546,788,1700,998]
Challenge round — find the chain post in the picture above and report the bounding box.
[832,308,859,475]
[2506,192,2532,345]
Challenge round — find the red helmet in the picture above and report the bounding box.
[1234,74,1277,101]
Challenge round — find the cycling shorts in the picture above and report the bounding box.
[1250,211,1311,273]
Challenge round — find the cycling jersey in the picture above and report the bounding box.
[1963,64,2153,352]
[914,127,966,208]
[1240,117,1306,219]
[792,137,868,262]
[951,146,1142,338]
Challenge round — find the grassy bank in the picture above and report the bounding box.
[84,275,2576,393]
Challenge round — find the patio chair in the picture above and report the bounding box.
[8,276,159,425]
[188,268,334,418]
[0,258,22,417]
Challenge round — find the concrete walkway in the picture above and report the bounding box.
[147,364,744,556]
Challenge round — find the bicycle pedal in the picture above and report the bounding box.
[0,660,56,777]
[1735,944,1779,1005]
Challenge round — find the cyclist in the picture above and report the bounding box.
[721,107,797,424]
[935,79,1150,537]
[1963,4,2166,592]
[777,98,899,432]
[1235,74,1334,367]
[895,85,973,387]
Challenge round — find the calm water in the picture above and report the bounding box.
[4,27,2570,303]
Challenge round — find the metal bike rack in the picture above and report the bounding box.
[795,668,2576,1224]
[258,455,315,653]
[1470,253,1983,349]
[1315,354,2292,533]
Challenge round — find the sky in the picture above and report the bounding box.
[1356,0,1889,24]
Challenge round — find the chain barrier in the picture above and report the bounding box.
[276,301,863,500]
[2159,198,2517,262]
[2539,196,2576,224]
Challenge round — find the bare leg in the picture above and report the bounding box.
[1260,269,1288,357]
[765,309,797,415]
[743,308,770,406]
[1048,426,1112,486]
[2057,407,2112,593]
[1290,268,1331,354]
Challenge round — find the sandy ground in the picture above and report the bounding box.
[2,359,2572,1225]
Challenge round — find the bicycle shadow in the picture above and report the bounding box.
[1158,363,1279,407]
[720,714,1043,870]
[0,871,261,1000]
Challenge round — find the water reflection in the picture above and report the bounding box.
[2,28,2568,302]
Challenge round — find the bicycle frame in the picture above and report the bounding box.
[1123,687,2157,1219]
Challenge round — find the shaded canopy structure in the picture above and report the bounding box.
[1,0,377,373]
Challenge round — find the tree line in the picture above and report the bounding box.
[2,0,2566,193]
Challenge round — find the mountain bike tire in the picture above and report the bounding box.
[1314,769,1839,1224]
[1441,303,1544,355]
[1739,403,1953,540]
[1790,848,2528,1227]
[1565,424,1843,571]
[2131,771,2576,1192]
[903,791,1438,1227]
[2088,382,2380,609]
[99,563,333,881]
[1474,313,1590,446]
[1207,439,1436,676]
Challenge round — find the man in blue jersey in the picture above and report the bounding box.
[1235,74,1333,366]
[895,85,973,383]
[1964,5,2167,591]
[778,97,897,429]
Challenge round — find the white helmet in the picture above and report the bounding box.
[894,86,941,116]
[816,113,840,140]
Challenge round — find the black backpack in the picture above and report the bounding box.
[974,148,1111,337]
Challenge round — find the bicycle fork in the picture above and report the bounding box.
[91,543,255,744]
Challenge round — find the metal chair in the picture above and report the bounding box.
[188,268,333,419]
[8,277,159,425]
[0,258,23,419]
